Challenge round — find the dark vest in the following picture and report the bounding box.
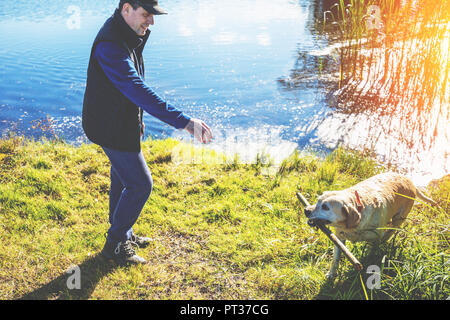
[82,9,149,152]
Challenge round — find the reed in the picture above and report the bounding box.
[325,0,449,150]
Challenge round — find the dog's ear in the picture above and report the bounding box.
[342,204,361,229]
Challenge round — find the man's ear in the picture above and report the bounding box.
[122,3,131,15]
[342,204,361,229]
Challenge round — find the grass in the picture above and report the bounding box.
[0,135,448,300]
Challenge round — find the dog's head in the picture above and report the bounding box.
[304,190,362,229]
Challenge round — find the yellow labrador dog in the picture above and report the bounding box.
[304,172,437,278]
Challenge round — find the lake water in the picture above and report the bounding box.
[0,0,447,185]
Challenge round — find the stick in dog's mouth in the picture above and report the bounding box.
[308,218,331,227]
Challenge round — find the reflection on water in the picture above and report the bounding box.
[0,0,447,185]
[311,0,449,185]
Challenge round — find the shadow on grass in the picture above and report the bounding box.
[19,254,118,300]
[314,241,398,300]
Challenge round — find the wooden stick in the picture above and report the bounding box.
[296,192,363,271]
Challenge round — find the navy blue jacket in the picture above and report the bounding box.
[82,9,191,152]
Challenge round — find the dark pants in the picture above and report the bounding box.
[102,146,153,244]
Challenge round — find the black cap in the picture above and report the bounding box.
[134,0,168,15]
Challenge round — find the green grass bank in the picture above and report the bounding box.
[0,135,448,300]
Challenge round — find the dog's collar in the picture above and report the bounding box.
[355,190,364,213]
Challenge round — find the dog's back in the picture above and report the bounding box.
[345,172,435,242]
[351,172,436,208]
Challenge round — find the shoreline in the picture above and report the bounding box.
[1,128,448,188]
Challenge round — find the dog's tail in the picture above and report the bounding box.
[415,187,438,206]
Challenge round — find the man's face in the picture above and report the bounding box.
[122,3,154,36]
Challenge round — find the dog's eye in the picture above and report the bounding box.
[321,204,330,211]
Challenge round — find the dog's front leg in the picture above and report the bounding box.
[326,241,344,280]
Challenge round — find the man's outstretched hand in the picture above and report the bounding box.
[184,118,213,144]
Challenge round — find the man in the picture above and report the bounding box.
[82,0,213,264]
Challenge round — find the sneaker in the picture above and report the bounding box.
[130,233,152,249]
[101,240,147,265]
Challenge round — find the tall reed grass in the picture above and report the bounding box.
[324,0,449,149]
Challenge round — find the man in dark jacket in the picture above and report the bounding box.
[82,0,213,264]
